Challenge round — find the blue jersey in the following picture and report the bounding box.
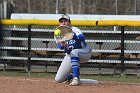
[56,26,87,54]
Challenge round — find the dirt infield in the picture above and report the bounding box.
[0,76,140,93]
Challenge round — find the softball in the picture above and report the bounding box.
[54,29,62,36]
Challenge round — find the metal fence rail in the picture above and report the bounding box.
[1,25,140,75]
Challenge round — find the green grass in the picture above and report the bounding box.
[81,74,140,83]
[0,71,140,83]
[0,71,55,78]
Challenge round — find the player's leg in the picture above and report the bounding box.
[70,45,91,77]
[69,50,81,85]
[69,45,92,85]
[55,54,72,83]
[79,45,92,63]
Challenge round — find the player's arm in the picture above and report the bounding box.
[73,33,85,42]
[57,43,64,50]
[56,40,68,50]
[72,27,85,41]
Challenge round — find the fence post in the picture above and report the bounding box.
[0,19,5,72]
[120,26,125,76]
[27,25,32,74]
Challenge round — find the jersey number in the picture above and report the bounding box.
[68,40,76,49]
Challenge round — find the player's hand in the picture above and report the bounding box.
[58,39,68,47]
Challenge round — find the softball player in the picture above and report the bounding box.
[54,14,92,86]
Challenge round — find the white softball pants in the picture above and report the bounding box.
[55,45,92,83]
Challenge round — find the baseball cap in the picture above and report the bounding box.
[59,14,70,21]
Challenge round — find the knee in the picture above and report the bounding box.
[55,76,63,83]
[70,50,78,57]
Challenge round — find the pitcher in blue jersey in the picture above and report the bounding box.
[54,14,92,86]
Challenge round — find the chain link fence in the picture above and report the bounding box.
[0,24,140,75]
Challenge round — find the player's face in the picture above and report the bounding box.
[59,19,71,26]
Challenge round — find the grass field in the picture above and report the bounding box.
[0,71,140,83]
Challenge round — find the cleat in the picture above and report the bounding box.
[70,78,81,86]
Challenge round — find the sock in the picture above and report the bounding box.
[67,73,73,80]
[71,57,80,79]
[72,66,79,78]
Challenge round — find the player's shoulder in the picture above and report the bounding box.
[71,26,82,34]
[71,26,80,31]
[71,26,83,35]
